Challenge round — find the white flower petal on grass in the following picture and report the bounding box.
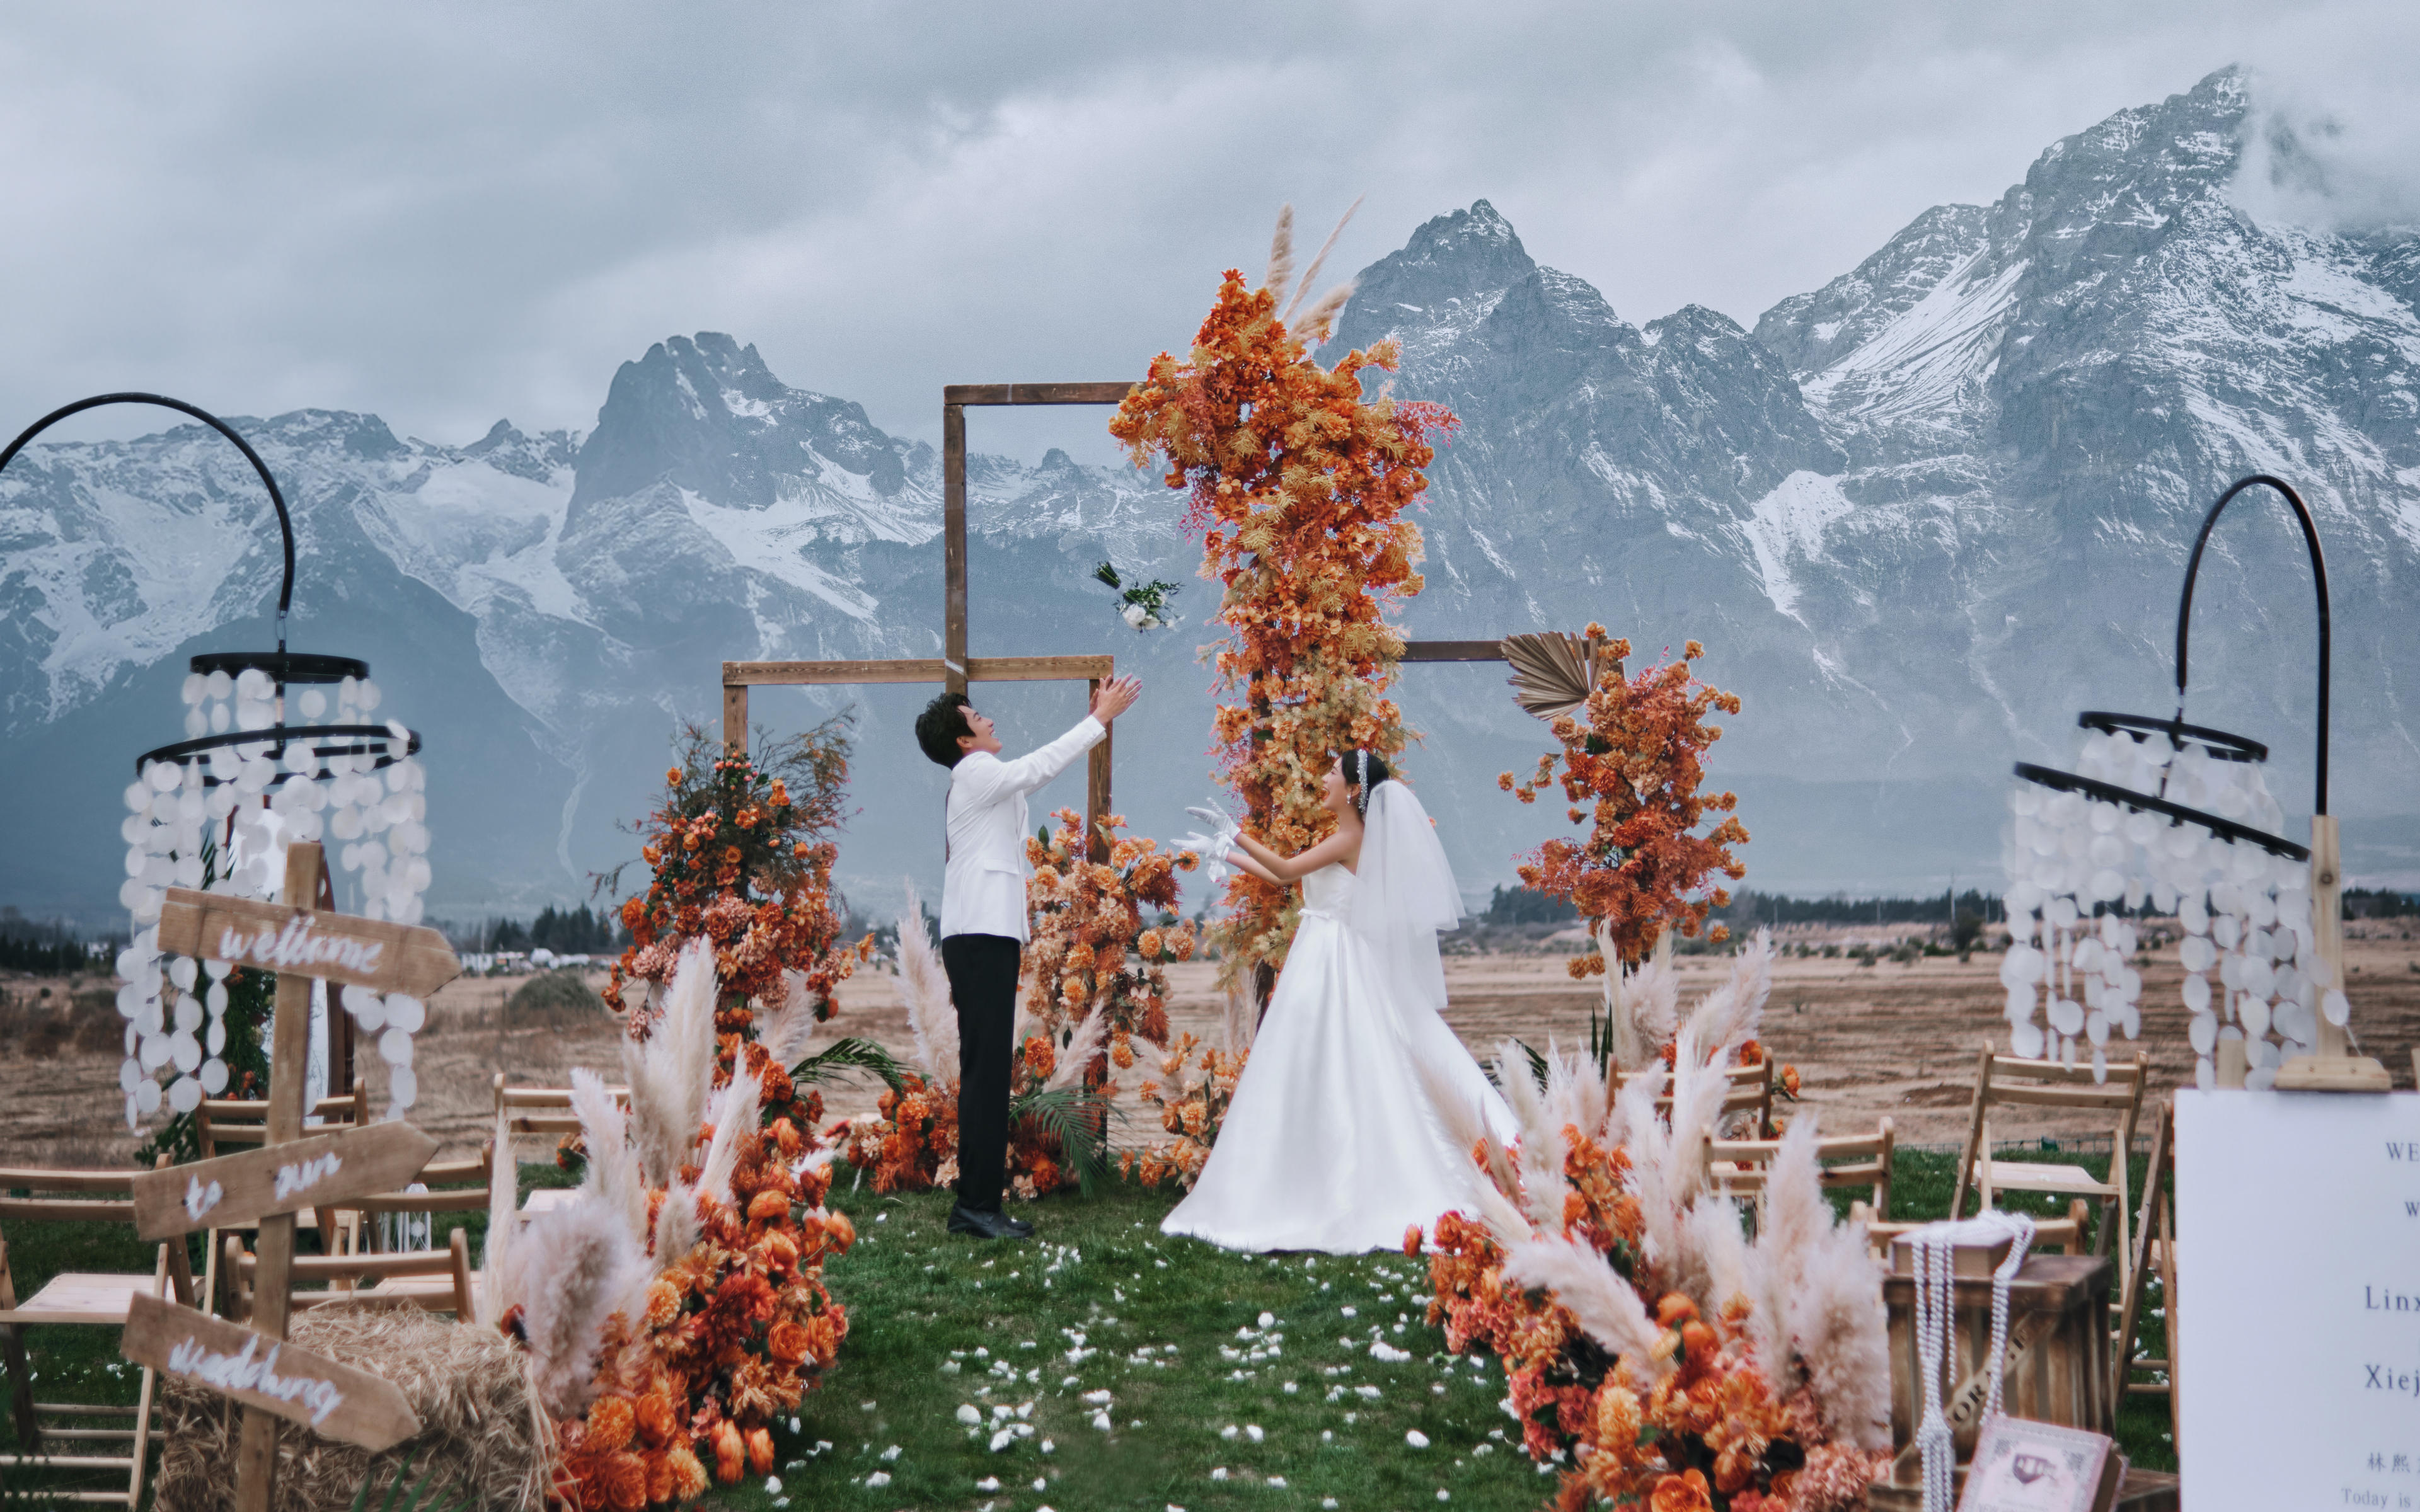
[1340,1306,1357,1318]
[1372,1342,1411,1362]
[1040,1440,1055,1454]
[1257,1311,1276,1327]
[1091,1411,1113,1431]
[1033,1479,1047,1491]
[1284,1381,1298,1394]
[1083,1390,1114,1406]
[957,1405,982,1425]
[1245,1425,1264,1443]
[865,1472,891,1488]
[1322,1431,1334,1443]
[976,1477,1001,1492]
[763,1478,781,1495]
[1220,1426,1239,1441]
[1356,1385,1382,1400]
[880,1446,901,1462]
[1437,1491,1451,1502]
[1407,1429,1431,1448]
[1269,1477,1288,1488]
[1323,1500,1339,1509]
[1209,1468,1229,1482]
[989,1428,1016,1452]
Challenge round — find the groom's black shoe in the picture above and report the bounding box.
[947,1203,1034,1240]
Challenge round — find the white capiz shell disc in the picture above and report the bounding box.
[2195,1055,2215,1089]
[168,1076,202,1114]
[2240,997,2272,1038]
[118,1058,141,1093]
[379,1028,414,1066]
[2010,1021,2046,1059]
[2324,988,2352,1027]
[384,994,425,1033]
[2180,936,2216,973]
[174,994,202,1032]
[2188,1012,2218,1054]
[139,1034,171,1070]
[388,1064,418,1108]
[135,1079,161,1114]
[206,1019,226,1055]
[170,1033,202,1074]
[2181,973,2211,1012]
[199,1058,229,1095]
[2049,998,2084,1034]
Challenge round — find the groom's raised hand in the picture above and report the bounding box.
[1090,673,1142,725]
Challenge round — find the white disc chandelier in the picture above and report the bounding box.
[2002,474,2337,1092]
[0,394,434,1125]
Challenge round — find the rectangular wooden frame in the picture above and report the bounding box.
[719,382,1538,864]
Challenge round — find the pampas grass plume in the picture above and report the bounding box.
[477,1104,518,1327]
[696,1069,762,1210]
[506,1197,647,1419]
[1264,205,1295,301]
[571,1067,646,1245]
[1283,197,1363,322]
[1044,1009,1110,1094]
[896,879,957,1082]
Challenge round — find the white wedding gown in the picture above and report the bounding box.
[1161,862,1517,1254]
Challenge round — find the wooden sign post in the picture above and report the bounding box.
[126,844,462,1512]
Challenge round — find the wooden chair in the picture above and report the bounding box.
[0,1159,196,1508]
[1950,1045,2150,1298]
[222,1229,475,1322]
[1707,1117,1896,1217]
[222,1140,493,1319]
[493,1074,628,1140]
[195,1078,371,1312]
[1611,1058,1776,1137]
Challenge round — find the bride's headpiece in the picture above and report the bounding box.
[1355,750,1369,815]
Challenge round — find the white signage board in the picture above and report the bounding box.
[2177,1089,2420,1509]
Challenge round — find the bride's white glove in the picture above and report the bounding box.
[1178,797,1243,882]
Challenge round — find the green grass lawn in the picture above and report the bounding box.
[1,1145,2175,1509]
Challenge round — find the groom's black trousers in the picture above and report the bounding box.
[941,932,1021,1213]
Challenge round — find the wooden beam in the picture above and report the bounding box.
[1087,679,1112,864]
[723,655,1115,687]
[942,382,1133,406]
[722,683,749,759]
[1401,639,1507,663]
[943,402,967,694]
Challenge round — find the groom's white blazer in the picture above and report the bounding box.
[940,714,1105,943]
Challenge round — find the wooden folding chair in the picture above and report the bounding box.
[1707,1117,1896,1217]
[195,1078,371,1312]
[1611,1059,1776,1137]
[2111,1096,2179,1435]
[0,1159,196,1508]
[222,1228,476,1322]
[1950,1045,2148,1296]
[493,1073,628,1140]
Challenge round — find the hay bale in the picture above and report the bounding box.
[506,970,607,1028]
[155,1305,546,1512]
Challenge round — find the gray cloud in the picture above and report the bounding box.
[1,1,2414,456]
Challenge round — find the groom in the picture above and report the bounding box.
[915,674,1142,1239]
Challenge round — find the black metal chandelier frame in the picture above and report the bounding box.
[2012,472,2329,866]
[0,392,420,788]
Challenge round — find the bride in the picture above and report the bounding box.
[1162,751,1517,1254]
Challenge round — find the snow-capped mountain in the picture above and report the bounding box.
[3,67,2414,925]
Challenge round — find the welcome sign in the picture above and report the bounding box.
[2176,1090,2420,1509]
[155,887,459,997]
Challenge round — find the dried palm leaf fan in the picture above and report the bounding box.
[0,393,432,1125]
[1502,631,1605,721]
[2003,474,2369,1091]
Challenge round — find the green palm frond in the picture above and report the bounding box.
[792,1036,906,1093]
[1008,1084,1124,1197]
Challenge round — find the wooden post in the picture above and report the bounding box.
[943,401,967,695]
[232,840,325,1512]
[723,683,749,759]
[2310,813,2348,1060]
[1086,678,1113,864]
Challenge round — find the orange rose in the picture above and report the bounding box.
[1402,1224,1424,1256]
[746,1426,774,1477]
[633,1394,677,1450]
[1651,1469,1713,1512]
[599,1452,647,1512]
[746,1189,790,1224]
[766,1319,811,1365]
[666,767,681,786]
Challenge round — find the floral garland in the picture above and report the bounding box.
[1109,231,1454,990]
[1504,634,1749,976]
[553,1134,855,1511]
[605,719,870,1131]
[1409,941,1889,1512]
[1022,807,1196,1062]
[1121,1032,1248,1190]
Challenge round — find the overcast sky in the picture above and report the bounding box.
[3,2,2414,463]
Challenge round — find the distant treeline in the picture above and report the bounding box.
[0,908,110,975]
[1482,883,2418,929]
[452,903,627,956]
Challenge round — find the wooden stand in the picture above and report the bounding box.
[2278,815,2392,1091]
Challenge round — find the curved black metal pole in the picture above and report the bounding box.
[0,393,295,652]
[2175,473,2330,815]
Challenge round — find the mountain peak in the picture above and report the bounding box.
[1323,200,1540,359]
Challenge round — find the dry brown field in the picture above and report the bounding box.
[6,924,2419,1166]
